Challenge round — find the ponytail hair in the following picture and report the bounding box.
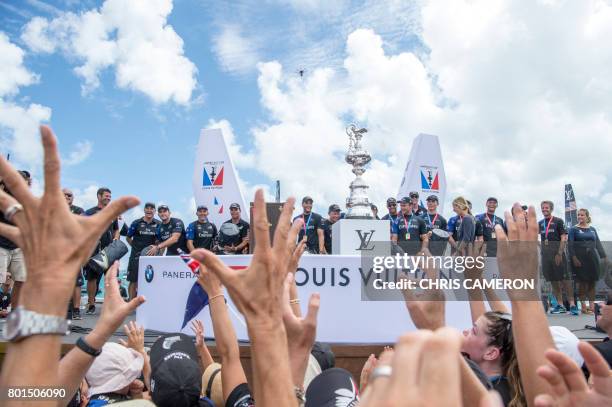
[578,208,592,224]
[484,311,526,407]
[453,196,470,214]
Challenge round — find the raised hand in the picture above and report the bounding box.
[281,273,320,386]
[534,342,612,407]
[0,126,139,316]
[120,321,145,355]
[400,249,445,331]
[191,190,302,324]
[359,329,463,407]
[190,319,205,349]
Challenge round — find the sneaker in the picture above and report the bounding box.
[550,305,567,314]
[73,308,82,320]
[569,305,579,315]
[86,304,96,315]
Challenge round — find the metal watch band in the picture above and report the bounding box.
[76,337,102,357]
[7,306,71,341]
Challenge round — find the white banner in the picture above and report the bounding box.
[192,128,248,227]
[136,255,473,343]
[397,133,447,212]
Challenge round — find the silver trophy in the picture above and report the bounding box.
[345,124,373,219]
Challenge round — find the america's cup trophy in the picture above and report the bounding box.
[344,124,373,219]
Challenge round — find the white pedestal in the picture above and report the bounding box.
[331,219,391,255]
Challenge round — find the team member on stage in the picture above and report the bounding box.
[391,196,428,254]
[293,196,325,254]
[409,191,426,216]
[222,203,250,254]
[382,197,399,238]
[186,205,218,252]
[422,195,448,256]
[64,188,84,215]
[450,197,476,256]
[126,203,160,300]
[149,205,187,256]
[371,204,380,219]
[568,208,608,315]
[84,187,120,315]
[476,197,505,258]
[539,200,576,315]
[321,204,341,254]
[468,200,484,242]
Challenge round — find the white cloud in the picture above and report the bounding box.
[240,1,612,238]
[63,140,93,166]
[0,32,39,97]
[212,25,260,76]
[21,0,198,105]
[0,33,50,169]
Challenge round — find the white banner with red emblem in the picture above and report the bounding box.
[192,127,249,227]
[397,133,447,213]
[136,255,473,343]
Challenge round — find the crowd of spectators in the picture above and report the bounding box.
[0,126,610,407]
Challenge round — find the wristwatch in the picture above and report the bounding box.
[4,306,71,342]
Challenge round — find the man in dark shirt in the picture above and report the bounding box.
[409,191,426,216]
[126,202,160,299]
[64,187,85,319]
[391,197,428,255]
[84,187,119,314]
[321,204,341,254]
[422,195,448,256]
[150,205,187,256]
[63,188,84,215]
[467,200,484,242]
[539,200,576,315]
[221,203,250,254]
[186,205,218,252]
[381,197,400,239]
[292,196,325,254]
[475,197,505,258]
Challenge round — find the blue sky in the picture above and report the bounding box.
[2,0,612,236]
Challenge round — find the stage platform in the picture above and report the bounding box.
[0,306,606,383]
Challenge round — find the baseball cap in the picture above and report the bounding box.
[158,205,170,211]
[18,170,31,179]
[328,204,341,213]
[201,362,223,407]
[302,196,314,204]
[486,197,498,203]
[305,368,358,407]
[426,195,438,202]
[400,196,411,204]
[144,202,156,209]
[86,342,144,398]
[386,197,397,206]
[521,204,528,211]
[150,333,202,407]
[196,205,208,211]
[409,191,419,198]
[229,203,240,210]
[550,326,584,367]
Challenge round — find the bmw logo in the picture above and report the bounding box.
[145,265,154,283]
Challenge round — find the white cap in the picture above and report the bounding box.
[550,326,584,367]
[86,342,144,397]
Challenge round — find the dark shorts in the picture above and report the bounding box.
[127,256,140,283]
[226,383,254,407]
[542,253,567,282]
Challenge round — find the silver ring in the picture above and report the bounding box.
[4,203,23,222]
[370,365,392,381]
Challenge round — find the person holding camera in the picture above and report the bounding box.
[0,170,30,310]
[84,187,119,315]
